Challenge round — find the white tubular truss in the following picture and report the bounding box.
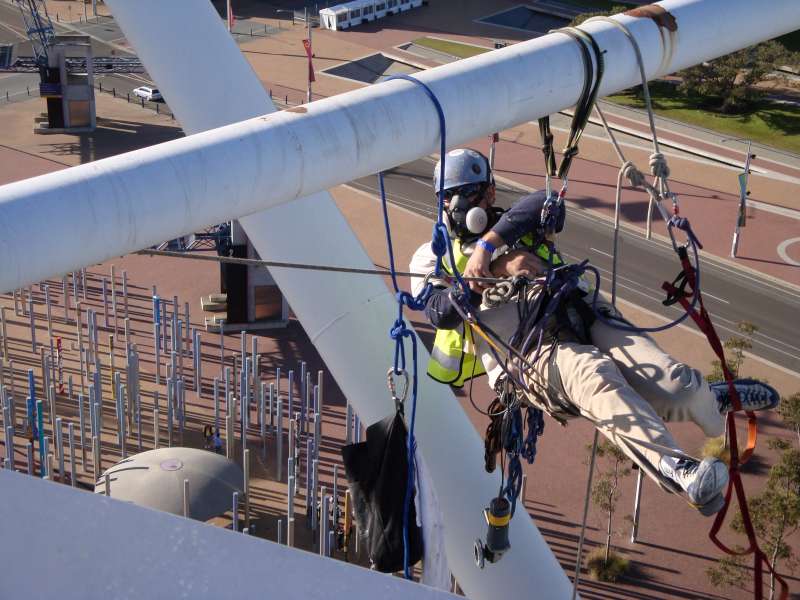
[1,0,798,291]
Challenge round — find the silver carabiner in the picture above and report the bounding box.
[387,367,409,411]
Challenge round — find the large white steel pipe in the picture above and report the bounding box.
[104,1,573,598]
[2,0,799,291]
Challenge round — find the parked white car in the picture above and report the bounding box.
[132,86,162,101]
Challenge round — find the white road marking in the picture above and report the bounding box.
[565,250,800,360]
[700,291,729,305]
[590,247,613,258]
[749,200,800,221]
[411,177,432,188]
[0,19,27,40]
[777,237,800,267]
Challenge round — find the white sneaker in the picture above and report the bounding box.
[659,457,728,516]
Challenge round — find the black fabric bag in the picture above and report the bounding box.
[341,410,423,573]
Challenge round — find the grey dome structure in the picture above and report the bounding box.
[95,447,243,521]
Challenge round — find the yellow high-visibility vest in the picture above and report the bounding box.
[426,237,561,387]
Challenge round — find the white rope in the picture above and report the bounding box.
[586,16,678,240]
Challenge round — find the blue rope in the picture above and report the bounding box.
[383,74,470,297]
[378,73,465,579]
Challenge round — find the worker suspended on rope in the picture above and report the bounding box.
[409,148,780,517]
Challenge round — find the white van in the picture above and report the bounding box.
[320,6,350,30]
[374,1,388,18]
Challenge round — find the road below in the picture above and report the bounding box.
[350,158,800,373]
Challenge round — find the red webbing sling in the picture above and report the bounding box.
[662,246,788,600]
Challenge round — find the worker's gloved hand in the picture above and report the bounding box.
[490,249,542,280]
[463,244,493,293]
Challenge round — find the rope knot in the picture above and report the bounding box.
[621,160,646,188]
[390,317,410,341]
[669,216,703,250]
[397,290,426,312]
[430,222,448,258]
[649,152,670,179]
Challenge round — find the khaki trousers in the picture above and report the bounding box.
[512,306,724,490]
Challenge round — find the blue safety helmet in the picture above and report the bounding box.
[433,148,493,193]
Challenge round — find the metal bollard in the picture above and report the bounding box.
[287,370,294,432]
[4,425,13,470]
[276,398,283,481]
[28,294,36,352]
[102,278,109,328]
[62,275,70,322]
[259,383,266,452]
[68,423,76,487]
[244,449,251,530]
[55,417,64,482]
[1,306,7,360]
[44,284,53,338]
[78,393,86,467]
[183,479,190,518]
[320,490,329,556]
[214,378,220,433]
[26,442,34,475]
[122,271,129,321]
[231,491,239,532]
[311,458,319,533]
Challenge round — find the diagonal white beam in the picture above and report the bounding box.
[1,0,799,291]
[95,1,576,598]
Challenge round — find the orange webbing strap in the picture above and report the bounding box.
[662,252,788,600]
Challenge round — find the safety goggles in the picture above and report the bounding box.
[442,183,483,200]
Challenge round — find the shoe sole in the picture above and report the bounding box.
[692,493,725,517]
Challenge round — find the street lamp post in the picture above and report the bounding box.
[723,137,756,258]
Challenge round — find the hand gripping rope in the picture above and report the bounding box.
[377,73,470,579]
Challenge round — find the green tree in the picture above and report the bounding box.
[707,440,800,599]
[706,553,748,588]
[570,5,629,27]
[589,440,631,563]
[778,392,800,447]
[707,321,758,382]
[678,41,798,113]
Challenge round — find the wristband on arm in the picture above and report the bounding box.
[476,238,496,254]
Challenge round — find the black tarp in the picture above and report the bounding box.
[341,410,423,573]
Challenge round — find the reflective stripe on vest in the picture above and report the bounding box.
[427,323,485,387]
